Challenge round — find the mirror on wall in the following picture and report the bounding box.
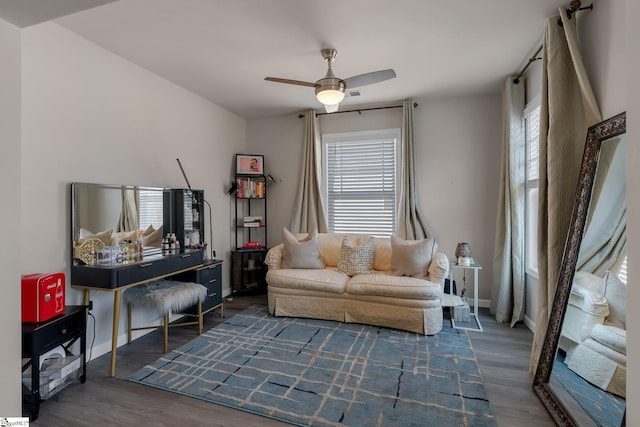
[533,112,626,426]
[70,182,167,261]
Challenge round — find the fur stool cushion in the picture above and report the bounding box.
[124,280,207,313]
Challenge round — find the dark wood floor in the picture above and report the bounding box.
[31,294,554,427]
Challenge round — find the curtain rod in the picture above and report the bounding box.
[513,1,592,84]
[297,102,417,119]
[513,45,543,84]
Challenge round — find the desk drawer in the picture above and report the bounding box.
[174,261,222,313]
[117,253,202,284]
[22,310,84,356]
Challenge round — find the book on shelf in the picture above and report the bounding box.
[243,216,263,227]
[236,177,265,198]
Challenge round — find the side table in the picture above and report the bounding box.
[22,305,87,421]
[448,262,483,331]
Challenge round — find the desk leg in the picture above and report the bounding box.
[82,289,90,306]
[110,289,122,377]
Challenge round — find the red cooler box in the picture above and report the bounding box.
[21,273,65,323]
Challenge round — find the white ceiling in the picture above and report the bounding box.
[1,0,568,119]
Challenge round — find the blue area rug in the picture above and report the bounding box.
[553,353,625,427]
[129,305,496,426]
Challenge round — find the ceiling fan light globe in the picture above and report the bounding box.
[316,89,345,105]
[324,103,339,113]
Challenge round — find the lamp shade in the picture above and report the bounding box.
[316,88,345,105]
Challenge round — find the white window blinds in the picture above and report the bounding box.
[324,130,399,237]
[526,106,540,182]
[138,189,164,231]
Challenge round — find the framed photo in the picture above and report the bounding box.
[236,154,264,175]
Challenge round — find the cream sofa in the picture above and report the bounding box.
[265,232,456,335]
[560,270,627,398]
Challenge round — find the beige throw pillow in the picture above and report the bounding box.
[390,235,436,278]
[141,225,163,247]
[281,227,325,269]
[79,228,113,246]
[337,236,375,276]
[599,270,626,329]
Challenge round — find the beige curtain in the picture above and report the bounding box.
[530,9,602,373]
[117,188,138,232]
[577,136,626,276]
[490,78,525,327]
[396,100,434,240]
[290,110,328,233]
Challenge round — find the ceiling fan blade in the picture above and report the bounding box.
[343,69,396,89]
[264,77,317,88]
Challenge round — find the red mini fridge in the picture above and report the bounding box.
[21,273,65,323]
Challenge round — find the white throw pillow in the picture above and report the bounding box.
[337,236,375,276]
[599,270,626,329]
[390,235,436,278]
[281,227,325,269]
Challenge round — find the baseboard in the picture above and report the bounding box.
[523,314,536,332]
[87,313,183,362]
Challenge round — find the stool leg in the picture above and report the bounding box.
[197,300,203,335]
[163,313,169,353]
[127,303,132,344]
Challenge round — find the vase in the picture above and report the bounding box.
[455,242,471,259]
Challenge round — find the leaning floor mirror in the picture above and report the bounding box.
[533,112,626,426]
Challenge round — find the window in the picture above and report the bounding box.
[323,129,400,237]
[525,99,541,276]
[138,188,164,231]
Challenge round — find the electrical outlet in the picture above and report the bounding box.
[88,300,93,311]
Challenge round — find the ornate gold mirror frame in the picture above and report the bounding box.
[532,112,626,426]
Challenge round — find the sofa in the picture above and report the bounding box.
[560,270,626,397]
[265,230,460,335]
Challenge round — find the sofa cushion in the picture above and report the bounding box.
[590,323,626,355]
[599,271,626,329]
[390,235,436,278]
[281,227,325,269]
[337,236,375,276]
[346,273,441,300]
[266,268,348,294]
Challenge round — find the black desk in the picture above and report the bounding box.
[71,250,204,377]
[22,305,87,421]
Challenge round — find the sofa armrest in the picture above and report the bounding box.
[569,284,609,317]
[265,243,284,270]
[427,251,449,286]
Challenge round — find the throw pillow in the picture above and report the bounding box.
[599,270,626,329]
[110,229,139,246]
[141,225,163,247]
[337,236,375,276]
[78,228,113,246]
[390,235,436,278]
[281,227,325,269]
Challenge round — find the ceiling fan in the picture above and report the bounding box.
[265,48,396,113]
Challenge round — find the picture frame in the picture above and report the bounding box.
[236,154,264,175]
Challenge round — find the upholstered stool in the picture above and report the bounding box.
[123,280,208,353]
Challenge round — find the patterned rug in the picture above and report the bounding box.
[129,305,496,426]
[553,352,625,426]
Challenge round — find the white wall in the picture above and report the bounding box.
[21,22,246,360]
[0,17,23,417]
[247,93,502,304]
[625,0,638,423]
